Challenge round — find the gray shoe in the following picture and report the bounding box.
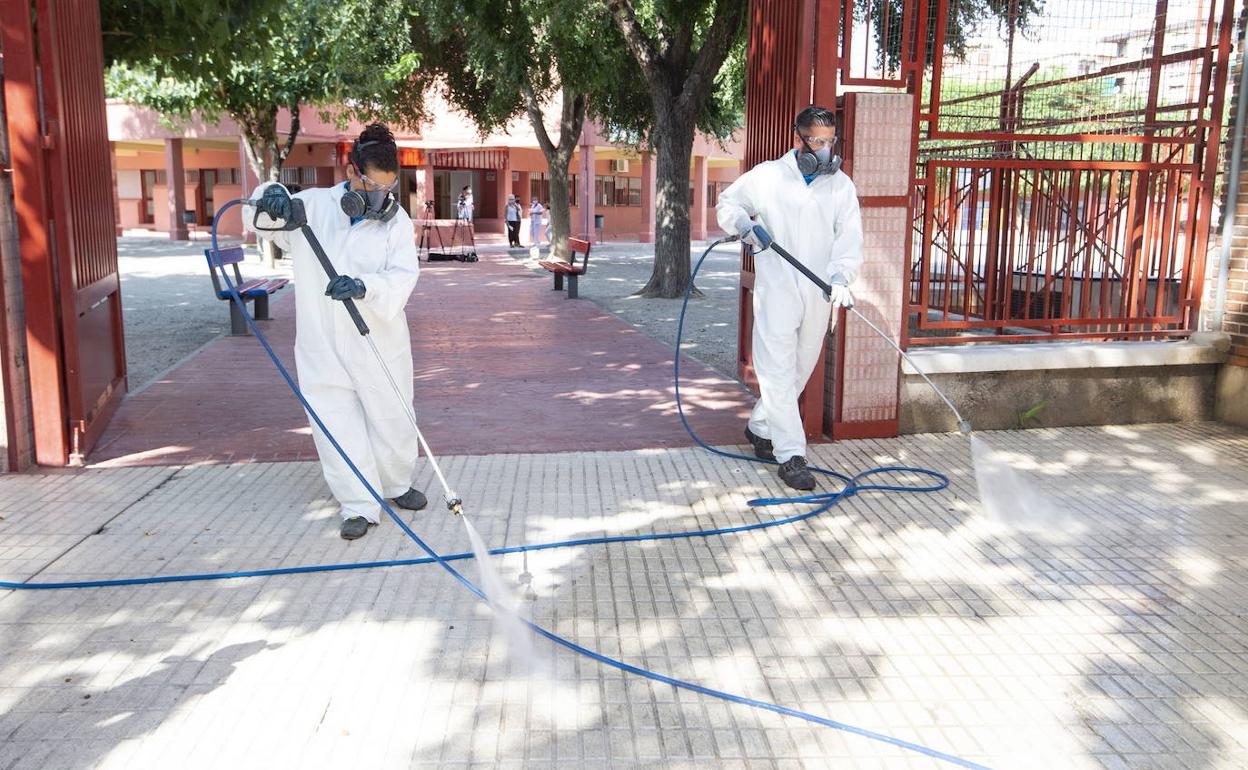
[393,488,428,511]
[778,456,816,491]
[340,516,374,540]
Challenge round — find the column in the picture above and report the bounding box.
[639,152,656,243]
[419,157,436,220]
[496,150,512,236]
[332,146,348,184]
[828,92,913,439]
[691,154,708,241]
[110,142,122,236]
[578,142,595,239]
[164,138,188,240]
[517,170,531,203]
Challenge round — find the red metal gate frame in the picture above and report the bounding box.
[742,0,1232,437]
[906,0,1234,346]
[0,0,127,465]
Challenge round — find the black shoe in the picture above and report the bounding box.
[778,456,816,491]
[393,488,428,511]
[744,427,775,461]
[340,516,374,540]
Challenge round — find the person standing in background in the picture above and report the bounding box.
[529,199,545,246]
[504,194,523,247]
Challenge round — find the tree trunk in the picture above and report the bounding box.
[521,84,586,263]
[638,103,697,298]
[545,158,573,261]
[605,0,747,297]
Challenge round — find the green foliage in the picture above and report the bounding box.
[1015,399,1046,428]
[605,0,748,297]
[861,0,1046,71]
[100,0,283,72]
[598,0,747,146]
[407,0,631,135]
[405,0,627,261]
[103,0,423,178]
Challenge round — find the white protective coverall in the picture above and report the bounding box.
[245,182,421,523]
[715,151,864,463]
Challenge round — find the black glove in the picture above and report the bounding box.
[326,275,366,301]
[256,185,293,221]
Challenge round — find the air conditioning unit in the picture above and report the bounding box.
[609,159,630,173]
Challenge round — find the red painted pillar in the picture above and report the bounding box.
[496,150,512,236]
[578,142,595,239]
[164,138,188,240]
[110,142,122,236]
[421,157,437,219]
[639,152,656,243]
[691,154,708,241]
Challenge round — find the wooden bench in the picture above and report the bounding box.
[204,247,290,335]
[538,238,591,299]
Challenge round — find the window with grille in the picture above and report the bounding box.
[595,175,641,206]
[528,173,577,206]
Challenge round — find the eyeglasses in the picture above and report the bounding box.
[359,172,399,194]
[796,133,837,149]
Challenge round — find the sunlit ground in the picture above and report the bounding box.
[2,422,1246,769]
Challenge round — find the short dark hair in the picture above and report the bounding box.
[352,123,398,174]
[793,105,837,132]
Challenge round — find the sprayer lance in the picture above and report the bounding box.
[752,229,973,435]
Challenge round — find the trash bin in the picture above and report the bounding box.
[594,214,605,243]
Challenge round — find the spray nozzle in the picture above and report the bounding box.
[446,497,464,516]
[957,419,974,436]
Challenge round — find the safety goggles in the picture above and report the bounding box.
[796,132,838,150]
[359,172,399,194]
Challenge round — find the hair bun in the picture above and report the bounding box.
[359,123,395,145]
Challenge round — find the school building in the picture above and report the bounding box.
[107,93,743,243]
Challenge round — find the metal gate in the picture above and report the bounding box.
[740,0,1236,439]
[908,0,1234,344]
[740,0,840,439]
[1,0,127,465]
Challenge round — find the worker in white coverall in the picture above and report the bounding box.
[716,106,864,491]
[244,124,427,540]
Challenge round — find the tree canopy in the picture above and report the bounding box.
[103,0,423,182]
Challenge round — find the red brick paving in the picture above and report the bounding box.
[90,248,754,467]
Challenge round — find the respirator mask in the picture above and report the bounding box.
[793,128,843,177]
[340,139,399,222]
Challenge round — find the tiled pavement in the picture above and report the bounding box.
[89,248,752,467]
[3,422,1248,769]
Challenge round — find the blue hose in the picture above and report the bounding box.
[0,205,987,769]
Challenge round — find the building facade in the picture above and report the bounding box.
[107,94,742,244]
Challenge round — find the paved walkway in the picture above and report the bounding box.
[118,237,290,390]
[91,247,752,466]
[506,241,745,378]
[2,423,1247,768]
